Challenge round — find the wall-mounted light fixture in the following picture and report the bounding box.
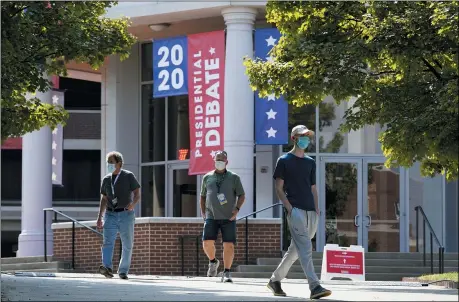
[148,23,171,32]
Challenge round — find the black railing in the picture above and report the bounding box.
[237,202,284,265]
[415,206,445,274]
[178,235,200,276]
[43,208,122,269]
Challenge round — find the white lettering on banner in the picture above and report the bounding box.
[193,58,202,94]
[192,51,203,158]
[157,44,185,91]
[191,47,223,159]
[203,58,220,148]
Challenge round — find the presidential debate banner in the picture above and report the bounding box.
[187,30,225,175]
[153,36,188,97]
[254,28,288,145]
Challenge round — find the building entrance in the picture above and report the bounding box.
[316,156,407,252]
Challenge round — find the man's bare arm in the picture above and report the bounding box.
[275,178,292,213]
[311,184,319,214]
[132,188,141,206]
[200,196,206,216]
[98,194,108,219]
[235,194,246,210]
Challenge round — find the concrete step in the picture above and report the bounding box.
[1,261,71,272]
[230,272,424,281]
[305,252,459,260]
[236,264,458,274]
[257,258,459,267]
[1,268,75,274]
[1,256,54,264]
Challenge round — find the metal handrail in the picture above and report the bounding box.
[44,208,102,236]
[415,206,445,274]
[43,208,121,270]
[237,202,284,265]
[178,235,200,276]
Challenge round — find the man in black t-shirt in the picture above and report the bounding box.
[267,125,332,300]
[96,151,140,280]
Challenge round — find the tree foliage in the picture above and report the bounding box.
[245,0,459,181]
[1,1,136,141]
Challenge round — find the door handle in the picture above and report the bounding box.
[366,215,372,227]
[354,215,359,227]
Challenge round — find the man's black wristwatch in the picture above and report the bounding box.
[235,207,240,211]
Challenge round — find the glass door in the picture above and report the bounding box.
[363,158,404,252]
[318,157,405,252]
[317,158,364,250]
[166,163,198,217]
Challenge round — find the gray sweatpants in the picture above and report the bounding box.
[271,207,320,290]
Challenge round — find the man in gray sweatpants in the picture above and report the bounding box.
[267,125,332,300]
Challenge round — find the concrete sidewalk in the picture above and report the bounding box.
[1,273,458,301]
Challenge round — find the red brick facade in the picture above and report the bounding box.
[52,218,281,276]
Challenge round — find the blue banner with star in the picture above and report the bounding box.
[254,28,288,145]
[51,89,64,186]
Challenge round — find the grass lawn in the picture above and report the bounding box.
[419,272,458,282]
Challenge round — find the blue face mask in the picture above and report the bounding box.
[107,163,116,173]
[296,136,310,149]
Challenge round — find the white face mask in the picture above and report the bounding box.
[215,161,226,171]
[107,163,116,173]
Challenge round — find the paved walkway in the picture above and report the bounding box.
[1,273,458,301]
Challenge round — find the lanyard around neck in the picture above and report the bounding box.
[216,171,227,194]
[111,172,121,195]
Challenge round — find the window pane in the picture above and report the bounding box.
[141,165,166,217]
[324,161,358,247]
[319,96,383,153]
[53,150,100,201]
[367,164,400,252]
[141,43,153,82]
[445,180,458,252]
[1,150,100,202]
[1,150,22,200]
[282,104,316,153]
[141,84,166,162]
[172,169,197,217]
[60,77,101,110]
[408,162,444,252]
[167,95,190,160]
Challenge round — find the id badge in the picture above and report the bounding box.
[217,193,227,205]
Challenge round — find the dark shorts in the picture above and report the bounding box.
[202,219,237,243]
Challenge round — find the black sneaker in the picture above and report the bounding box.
[119,273,128,280]
[98,265,114,278]
[310,285,332,299]
[267,279,286,296]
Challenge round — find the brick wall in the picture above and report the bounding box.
[52,218,281,276]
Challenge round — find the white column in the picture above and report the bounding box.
[101,43,141,215]
[101,56,119,179]
[17,89,53,257]
[256,145,274,218]
[222,7,257,218]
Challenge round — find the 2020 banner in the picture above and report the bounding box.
[187,30,225,175]
[153,36,188,97]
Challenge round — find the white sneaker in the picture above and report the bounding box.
[221,270,233,283]
[207,259,220,277]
